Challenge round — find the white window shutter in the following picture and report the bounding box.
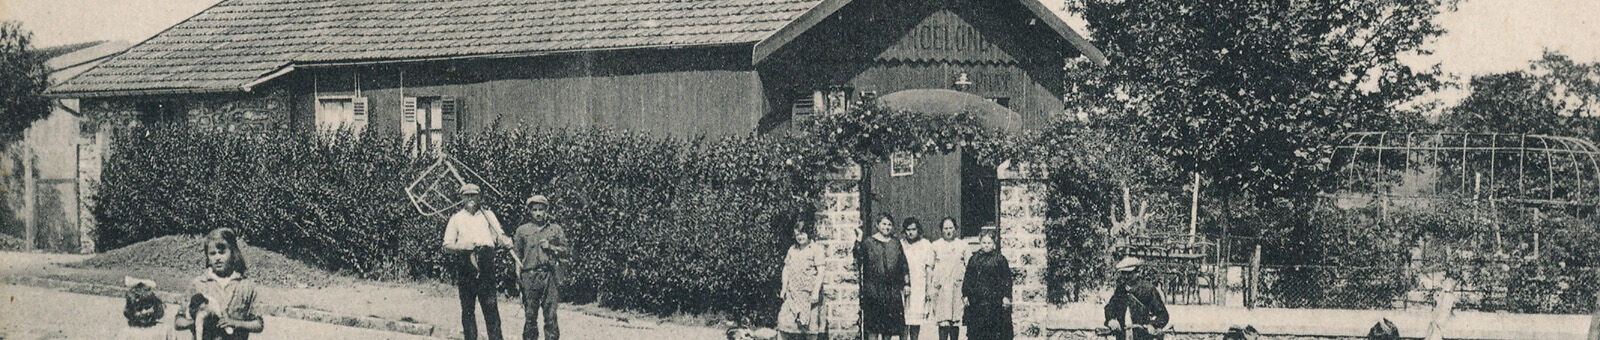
[402,97,419,152]
[351,97,369,133]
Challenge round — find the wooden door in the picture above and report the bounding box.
[865,152,964,241]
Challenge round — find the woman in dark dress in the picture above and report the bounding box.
[855,213,909,340]
[963,227,1013,340]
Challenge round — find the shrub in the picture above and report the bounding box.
[94,124,419,276]
[449,128,825,320]
[1011,119,1182,302]
[95,123,829,322]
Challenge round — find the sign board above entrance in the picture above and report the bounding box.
[875,10,1053,64]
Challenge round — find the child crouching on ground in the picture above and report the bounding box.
[116,277,172,340]
[175,228,264,340]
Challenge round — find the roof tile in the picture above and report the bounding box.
[54,0,823,94]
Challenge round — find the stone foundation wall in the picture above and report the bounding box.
[79,88,295,134]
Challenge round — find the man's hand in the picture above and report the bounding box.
[1106,320,1122,330]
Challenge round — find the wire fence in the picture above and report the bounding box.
[1245,264,1599,314]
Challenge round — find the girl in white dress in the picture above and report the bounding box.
[927,217,968,340]
[901,217,933,340]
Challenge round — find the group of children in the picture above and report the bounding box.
[773,214,1013,340]
[117,228,264,340]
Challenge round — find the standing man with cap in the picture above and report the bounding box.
[514,194,567,340]
[1103,257,1168,340]
[443,184,512,340]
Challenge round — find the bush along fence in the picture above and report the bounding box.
[94,122,847,322]
[91,107,1600,329]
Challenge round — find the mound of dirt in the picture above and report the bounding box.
[69,235,349,289]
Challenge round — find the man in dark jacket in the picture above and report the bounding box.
[1103,257,1168,340]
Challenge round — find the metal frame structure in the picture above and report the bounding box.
[1333,132,1600,206]
[404,156,505,217]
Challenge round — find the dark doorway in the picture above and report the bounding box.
[960,150,999,237]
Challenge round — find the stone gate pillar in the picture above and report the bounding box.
[999,160,1050,340]
[815,164,863,340]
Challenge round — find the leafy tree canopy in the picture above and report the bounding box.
[1064,0,1457,199]
[0,21,51,145]
[1440,51,1600,142]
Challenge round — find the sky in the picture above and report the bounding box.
[3,0,1597,83]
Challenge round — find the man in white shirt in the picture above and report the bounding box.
[443,184,512,340]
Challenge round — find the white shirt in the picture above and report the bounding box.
[443,208,507,250]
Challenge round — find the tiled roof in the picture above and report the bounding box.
[51,0,823,96]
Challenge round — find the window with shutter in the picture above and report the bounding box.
[350,97,369,133]
[315,96,361,133]
[791,92,817,118]
[404,96,460,156]
[402,96,419,154]
[439,96,458,146]
[825,87,851,115]
[794,87,857,121]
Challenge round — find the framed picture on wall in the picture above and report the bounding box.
[890,151,915,177]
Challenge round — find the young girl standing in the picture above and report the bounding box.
[777,224,827,339]
[963,227,1012,340]
[900,218,932,340]
[175,228,264,340]
[927,218,968,340]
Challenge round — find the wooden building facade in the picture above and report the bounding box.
[51,0,1104,242]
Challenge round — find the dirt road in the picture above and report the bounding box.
[0,284,440,339]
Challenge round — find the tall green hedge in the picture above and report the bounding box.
[95,124,829,321]
[448,129,824,317]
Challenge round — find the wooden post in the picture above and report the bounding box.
[23,147,35,250]
[1188,172,1200,245]
[1248,245,1261,309]
[1589,280,1600,340]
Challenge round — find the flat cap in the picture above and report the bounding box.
[1115,257,1144,272]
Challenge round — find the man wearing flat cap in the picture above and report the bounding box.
[443,184,513,340]
[1104,256,1168,340]
[514,194,568,340]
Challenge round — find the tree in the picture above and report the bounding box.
[1441,51,1600,142]
[1063,0,1457,199]
[1,21,51,145]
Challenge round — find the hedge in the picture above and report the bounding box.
[94,123,832,322]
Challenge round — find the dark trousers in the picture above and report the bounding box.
[519,268,560,340]
[459,248,503,340]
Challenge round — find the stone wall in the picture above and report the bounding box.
[1000,160,1052,340]
[71,87,296,252]
[819,164,870,336]
[79,87,295,134]
[813,161,1054,340]
[816,164,864,340]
